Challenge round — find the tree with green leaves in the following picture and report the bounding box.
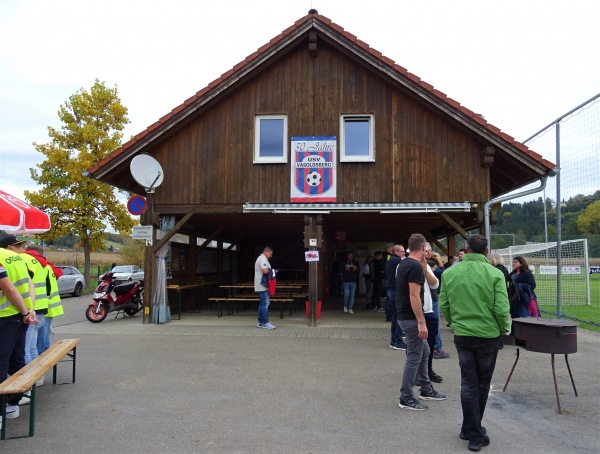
[577,200,600,234]
[25,80,136,286]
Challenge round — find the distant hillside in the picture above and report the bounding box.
[494,190,600,255]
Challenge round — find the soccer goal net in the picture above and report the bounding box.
[491,239,590,306]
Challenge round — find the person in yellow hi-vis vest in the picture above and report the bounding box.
[38,256,64,361]
[0,243,36,426]
[1,238,50,370]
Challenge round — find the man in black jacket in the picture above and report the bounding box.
[341,251,360,314]
[385,245,406,350]
[371,251,385,311]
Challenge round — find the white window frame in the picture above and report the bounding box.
[339,114,375,162]
[254,115,288,164]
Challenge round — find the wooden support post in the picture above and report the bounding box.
[448,234,456,258]
[142,193,157,324]
[305,215,319,327]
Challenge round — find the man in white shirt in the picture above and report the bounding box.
[254,247,276,330]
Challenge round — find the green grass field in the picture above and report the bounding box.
[536,274,600,332]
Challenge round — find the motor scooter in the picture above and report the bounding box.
[86,271,144,323]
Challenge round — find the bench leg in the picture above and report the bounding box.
[0,388,36,440]
[1,395,6,440]
[29,385,36,437]
[53,347,77,385]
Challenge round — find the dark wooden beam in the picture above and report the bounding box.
[156,204,243,214]
[309,30,318,57]
[153,213,193,253]
[439,212,469,240]
[195,226,225,256]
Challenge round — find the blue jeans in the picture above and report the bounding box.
[433,300,442,351]
[0,314,28,406]
[454,335,500,444]
[37,316,53,355]
[385,289,403,346]
[25,314,45,364]
[343,281,356,309]
[257,291,270,324]
[399,319,432,400]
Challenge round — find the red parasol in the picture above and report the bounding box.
[0,189,51,233]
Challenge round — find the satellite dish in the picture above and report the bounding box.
[130,155,164,193]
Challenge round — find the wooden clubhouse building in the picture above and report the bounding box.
[88,10,555,323]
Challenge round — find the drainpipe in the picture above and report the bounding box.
[484,174,552,250]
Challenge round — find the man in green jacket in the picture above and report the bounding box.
[439,234,510,452]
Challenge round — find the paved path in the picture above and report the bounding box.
[4,299,600,453]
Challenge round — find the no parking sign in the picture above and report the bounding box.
[127,195,147,215]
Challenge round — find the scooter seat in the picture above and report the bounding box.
[114,282,136,295]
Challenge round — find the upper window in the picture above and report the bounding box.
[254,115,288,163]
[340,114,375,162]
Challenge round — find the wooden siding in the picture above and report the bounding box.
[149,38,489,207]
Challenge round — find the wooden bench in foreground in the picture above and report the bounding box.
[207,297,295,318]
[0,338,81,440]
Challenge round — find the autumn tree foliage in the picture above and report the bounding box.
[578,200,600,234]
[25,80,136,285]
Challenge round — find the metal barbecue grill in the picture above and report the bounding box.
[502,317,578,414]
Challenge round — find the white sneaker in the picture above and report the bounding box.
[263,322,276,330]
[348,309,354,314]
[5,405,19,419]
[343,306,348,313]
[36,376,45,387]
[18,392,31,405]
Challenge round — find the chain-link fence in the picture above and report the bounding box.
[492,93,600,330]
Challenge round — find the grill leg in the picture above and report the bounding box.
[551,353,562,414]
[564,354,578,397]
[503,347,520,392]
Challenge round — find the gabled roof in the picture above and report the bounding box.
[89,10,555,185]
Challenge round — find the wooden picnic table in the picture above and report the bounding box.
[217,284,306,318]
[167,275,225,318]
[219,284,302,298]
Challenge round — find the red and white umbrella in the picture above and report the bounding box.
[0,189,51,233]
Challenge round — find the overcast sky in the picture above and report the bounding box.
[1,0,599,203]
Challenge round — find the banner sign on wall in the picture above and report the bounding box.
[540,265,581,275]
[290,136,336,202]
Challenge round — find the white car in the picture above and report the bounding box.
[102,265,144,283]
[57,266,85,297]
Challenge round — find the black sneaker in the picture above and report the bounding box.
[468,436,490,452]
[398,397,428,411]
[428,370,444,383]
[419,388,446,400]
